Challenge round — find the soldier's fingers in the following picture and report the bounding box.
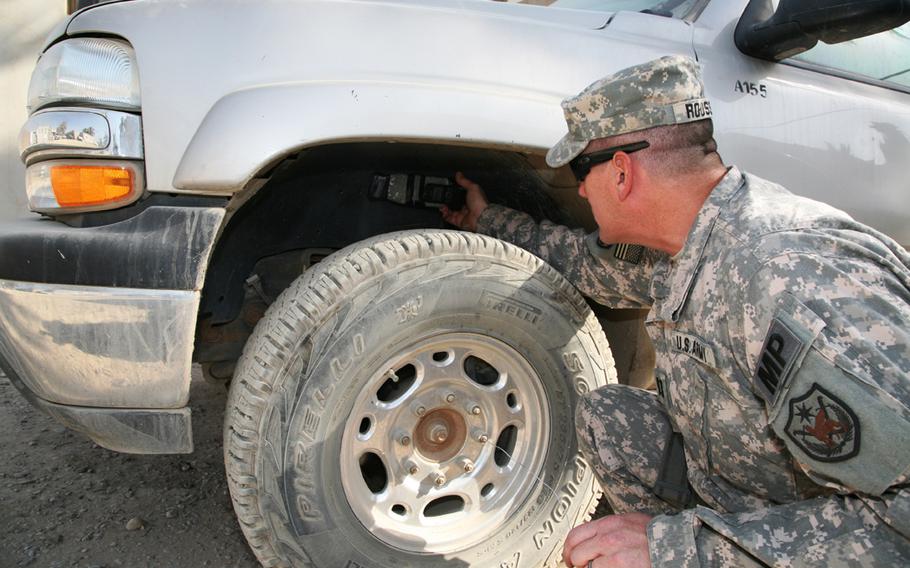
[563,515,637,565]
[440,206,465,227]
[575,525,650,567]
[455,171,481,193]
[563,521,600,565]
[453,211,469,228]
[564,513,652,566]
[565,534,602,567]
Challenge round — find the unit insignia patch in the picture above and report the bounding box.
[784,383,860,462]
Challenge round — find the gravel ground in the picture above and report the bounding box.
[0,368,260,568]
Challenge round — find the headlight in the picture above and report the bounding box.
[27,38,140,113]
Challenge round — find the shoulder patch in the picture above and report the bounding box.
[613,243,643,265]
[586,235,644,265]
[784,383,860,462]
[753,317,804,403]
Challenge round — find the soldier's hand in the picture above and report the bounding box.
[440,171,488,232]
[562,513,652,568]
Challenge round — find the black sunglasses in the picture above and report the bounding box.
[569,141,650,182]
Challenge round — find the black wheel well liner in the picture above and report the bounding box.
[198,141,588,326]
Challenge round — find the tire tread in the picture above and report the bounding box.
[224,229,613,568]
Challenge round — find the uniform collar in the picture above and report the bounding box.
[649,166,745,322]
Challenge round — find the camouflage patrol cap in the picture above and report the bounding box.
[546,55,712,168]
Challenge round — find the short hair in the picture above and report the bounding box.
[589,119,720,176]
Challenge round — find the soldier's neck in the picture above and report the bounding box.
[625,167,726,256]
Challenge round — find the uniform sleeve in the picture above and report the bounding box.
[650,248,910,566]
[475,204,662,309]
[646,244,910,566]
[647,488,910,567]
[739,250,910,497]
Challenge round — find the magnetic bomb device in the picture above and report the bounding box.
[369,173,467,210]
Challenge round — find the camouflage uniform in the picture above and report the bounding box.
[477,56,910,566]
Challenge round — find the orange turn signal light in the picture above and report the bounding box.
[50,165,134,207]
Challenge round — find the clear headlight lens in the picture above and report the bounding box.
[27,38,140,113]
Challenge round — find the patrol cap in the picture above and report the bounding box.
[546,55,712,168]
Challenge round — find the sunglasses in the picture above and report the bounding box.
[569,141,650,183]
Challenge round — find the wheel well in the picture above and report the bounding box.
[194,141,591,367]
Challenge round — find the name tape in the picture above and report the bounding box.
[671,331,717,367]
[672,98,713,123]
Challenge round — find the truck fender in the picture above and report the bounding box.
[173,80,566,193]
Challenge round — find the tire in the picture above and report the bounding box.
[224,229,616,567]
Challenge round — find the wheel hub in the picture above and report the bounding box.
[339,333,549,554]
[415,408,466,462]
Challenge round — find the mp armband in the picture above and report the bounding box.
[756,294,910,495]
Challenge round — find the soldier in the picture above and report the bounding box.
[442,55,910,567]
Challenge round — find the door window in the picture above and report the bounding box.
[791,23,910,88]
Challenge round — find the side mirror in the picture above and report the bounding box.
[67,0,105,15]
[735,0,910,61]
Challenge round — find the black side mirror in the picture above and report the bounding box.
[67,0,105,15]
[735,0,910,61]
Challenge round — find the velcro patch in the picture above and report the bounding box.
[671,98,712,123]
[784,383,860,462]
[613,243,643,264]
[753,318,804,403]
[671,331,716,367]
[587,235,644,265]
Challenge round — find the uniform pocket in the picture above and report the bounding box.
[702,371,800,502]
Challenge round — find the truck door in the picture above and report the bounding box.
[693,0,910,245]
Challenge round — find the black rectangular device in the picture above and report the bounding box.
[368,173,466,210]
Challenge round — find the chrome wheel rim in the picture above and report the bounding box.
[340,332,550,553]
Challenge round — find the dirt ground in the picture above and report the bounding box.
[0,368,260,568]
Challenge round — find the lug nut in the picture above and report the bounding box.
[434,474,446,486]
[415,405,426,416]
[406,461,419,475]
[399,434,411,446]
[473,429,489,444]
[445,393,456,403]
[470,405,481,416]
[462,459,475,473]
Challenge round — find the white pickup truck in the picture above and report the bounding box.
[5,0,909,566]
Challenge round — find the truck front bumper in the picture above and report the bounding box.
[0,205,224,453]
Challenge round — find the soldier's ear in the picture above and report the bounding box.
[613,152,633,202]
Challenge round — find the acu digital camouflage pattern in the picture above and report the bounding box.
[476,166,910,567]
[575,384,679,516]
[547,55,711,168]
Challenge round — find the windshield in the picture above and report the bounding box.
[517,0,706,19]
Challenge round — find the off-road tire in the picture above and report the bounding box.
[224,229,616,567]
